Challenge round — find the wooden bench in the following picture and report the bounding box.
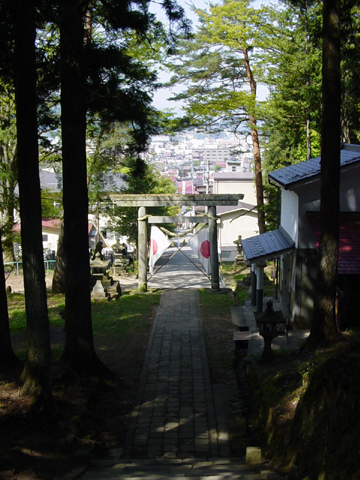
[233,330,252,350]
[233,330,252,366]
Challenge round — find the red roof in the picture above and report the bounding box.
[42,218,61,229]
[307,212,360,275]
[14,219,61,232]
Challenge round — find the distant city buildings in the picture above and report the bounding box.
[145,130,254,195]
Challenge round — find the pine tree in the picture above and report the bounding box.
[168,0,269,232]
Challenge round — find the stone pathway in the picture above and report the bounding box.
[76,289,285,480]
[124,289,219,459]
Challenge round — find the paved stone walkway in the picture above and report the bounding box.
[76,289,285,480]
[124,289,218,459]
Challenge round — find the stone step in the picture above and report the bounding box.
[77,458,285,480]
[81,473,265,480]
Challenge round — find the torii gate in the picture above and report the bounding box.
[110,194,244,291]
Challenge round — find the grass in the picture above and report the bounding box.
[7,289,161,340]
[198,287,237,313]
[8,292,65,331]
[198,288,237,384]
[91,291,161,336]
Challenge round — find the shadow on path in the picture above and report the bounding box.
[148,246,210,290]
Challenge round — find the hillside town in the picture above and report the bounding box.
[145,131,254,194]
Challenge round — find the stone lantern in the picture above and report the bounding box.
[254,300,287,359]
[111,242,130,276]
[90,253,110,300]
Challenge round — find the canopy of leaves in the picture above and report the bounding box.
[167,0,271,135]
[112,158,178,244]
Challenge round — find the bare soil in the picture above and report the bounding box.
[1,278,241,480]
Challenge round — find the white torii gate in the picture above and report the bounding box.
[110,194,244,291]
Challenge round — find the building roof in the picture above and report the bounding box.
[213,172,254,181]
[241,227,295,264]
[88,223,96,235]
[39,168,62,191]
[96,172,127,191]
[216,201,256,215]
[268,144,360,190]
[42,218,61,229]
[307,212,360,275]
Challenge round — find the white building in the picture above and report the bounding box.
[242,144,360,330]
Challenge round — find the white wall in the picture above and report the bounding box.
[213,180,257,205]
[280,190,299,246]
[42,230,59,254]
[340,166,360,211]
[218,210,259,248]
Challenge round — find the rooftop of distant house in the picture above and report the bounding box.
[213,172,254,181]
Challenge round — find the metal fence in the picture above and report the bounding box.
[5,260,56,276]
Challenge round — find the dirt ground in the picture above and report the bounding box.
[5,273,54,293]
[1,275,245,480]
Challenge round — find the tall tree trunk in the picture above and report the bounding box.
[243,48,265,234]
[1,150,18,261]
[341,90,351,143]
[12,0,53,406]
[52,221,65,293]
[306,111,312,160]
[0,229,20,368]
[59,0,107,375]
[308,0,340,344]
[304,7,312,161]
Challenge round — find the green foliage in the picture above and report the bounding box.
[167,0,269,134]
[235,287,250,305]
[41,187,62,219]
[112,158,179,244]
[258,0,323,228]
[261,1,323,130]
[7,292,65,331]
[0,82,17,213]
[340,3,360,142]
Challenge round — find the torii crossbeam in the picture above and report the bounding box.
[109,193,243,206]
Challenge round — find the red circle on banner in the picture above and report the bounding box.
[151,239,158,255]
[200,240,210,259]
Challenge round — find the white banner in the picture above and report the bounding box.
[189,227,211,274]
[149,226,171,273]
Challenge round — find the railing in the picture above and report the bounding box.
[4,260,56,276]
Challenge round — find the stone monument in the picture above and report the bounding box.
[111,242,130,276]
[233,235,244,266]
[90,252,121,300]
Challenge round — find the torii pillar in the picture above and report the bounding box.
[208,206,219,290]
[138,206,147,292]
